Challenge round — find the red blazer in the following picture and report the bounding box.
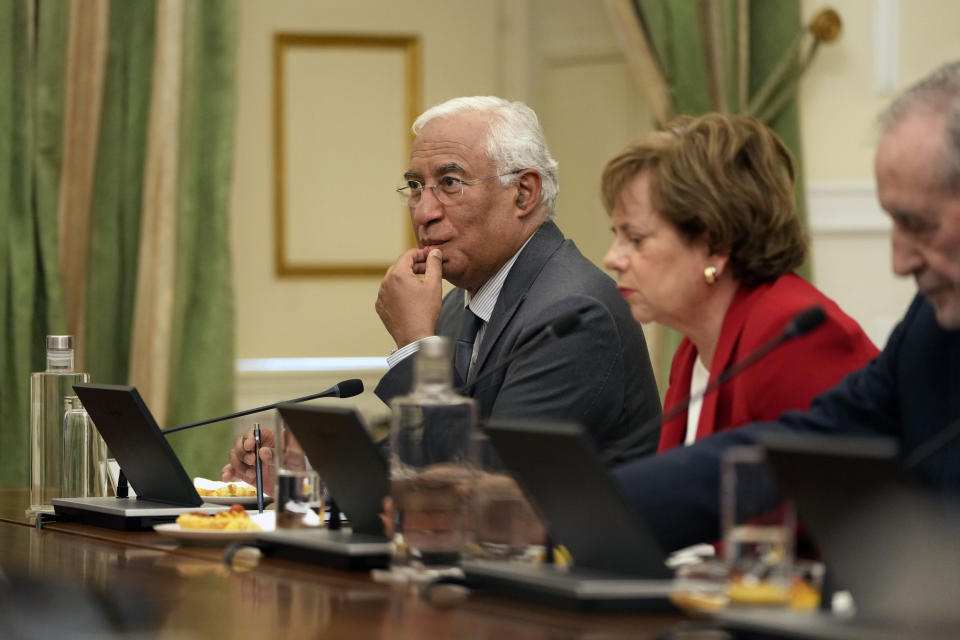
[659,274,880,452]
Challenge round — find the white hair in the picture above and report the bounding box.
[880,61,960,194]
[412,96,560,216]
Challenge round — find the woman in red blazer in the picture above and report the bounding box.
[601,114,879,453]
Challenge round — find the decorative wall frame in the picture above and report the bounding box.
[273,33,420,277]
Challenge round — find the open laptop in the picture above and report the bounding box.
[254,404,391,570]
[51,383,224,530]
[713,432,960,639]
[463,419,678,611]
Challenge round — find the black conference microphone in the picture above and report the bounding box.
[456,311,581,395]
[161,378,364,435]
[602,306,827,465]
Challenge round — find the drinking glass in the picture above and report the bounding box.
[721,446,795,606]
[275,415,324,528]
[61,396,108,498]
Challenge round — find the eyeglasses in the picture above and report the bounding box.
[396,170,521,205]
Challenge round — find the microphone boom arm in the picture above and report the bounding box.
[600,306,826,465]
[161,379,363,435]
[457,312,581,396]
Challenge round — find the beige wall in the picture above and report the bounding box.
[232,0,960,413]
[802,0,960,182]
[232,0,502,362]
[800,0,960,346]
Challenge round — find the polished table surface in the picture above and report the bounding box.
[0,489,687,638]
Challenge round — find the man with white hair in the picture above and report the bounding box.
[374,96,662,465]
[612,61,960,551]
[222,97,660,486]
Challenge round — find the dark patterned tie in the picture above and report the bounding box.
[454,308,483,388]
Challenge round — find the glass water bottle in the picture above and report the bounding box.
[389,336,479,569]
[28,335,91,515]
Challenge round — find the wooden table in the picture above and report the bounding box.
[0,489,687,638]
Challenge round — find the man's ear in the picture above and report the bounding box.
[514,170,543,218]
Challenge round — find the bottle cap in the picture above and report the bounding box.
[47,335,73,350]
[419,336,451,358]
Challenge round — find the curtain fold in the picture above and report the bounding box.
[164,0,237,474]
[2,2,36,486]
[34,1,69,340]
[84,0,156,389]
[0,1,69,487]
[0,0,237,487]
[128,0,183,427]
[58,0,109,367]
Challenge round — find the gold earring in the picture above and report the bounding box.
[704,266,718,285]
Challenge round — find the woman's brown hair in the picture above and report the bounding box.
[601,113,807,287]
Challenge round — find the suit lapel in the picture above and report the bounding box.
[472,221,565,375]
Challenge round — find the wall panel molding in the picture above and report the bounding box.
[807,180,888,235]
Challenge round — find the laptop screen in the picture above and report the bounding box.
[73,383,202,507]
[483,419,670,578]
[761,432,960,623]
[276,403,389,536]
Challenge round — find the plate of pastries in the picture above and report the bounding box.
[193,478,273,506]
[154,505,275,543]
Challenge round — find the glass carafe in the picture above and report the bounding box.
[28,335,91,515]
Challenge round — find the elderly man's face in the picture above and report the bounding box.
[403,112,523,294]
[876,109,960,329]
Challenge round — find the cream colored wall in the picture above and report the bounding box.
[232,0,960,414]
[232,0,502,361]
[800,0,960,346]
[801,0,960,180]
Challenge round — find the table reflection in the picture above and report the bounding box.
[0,488,683,639]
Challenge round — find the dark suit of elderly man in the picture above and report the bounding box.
[374,96,661,466]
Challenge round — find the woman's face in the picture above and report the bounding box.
[603,171,720,330]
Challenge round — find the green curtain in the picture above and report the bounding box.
[634,0,812,387]
[165,1,237,475]
[0,0,237,487]
[84,1,155,389]
[0,1,67,487]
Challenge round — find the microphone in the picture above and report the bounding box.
[161,378,364,435]
[456,311,581,396]
[602,306,826,464]
[904,416,960,470]
[783,306,826,339]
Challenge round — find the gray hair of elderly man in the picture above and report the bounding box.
[412,96,560,217]
[880,60,960,194]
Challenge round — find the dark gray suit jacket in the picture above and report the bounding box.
[375,220,662,465]
[613,294,960,551]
